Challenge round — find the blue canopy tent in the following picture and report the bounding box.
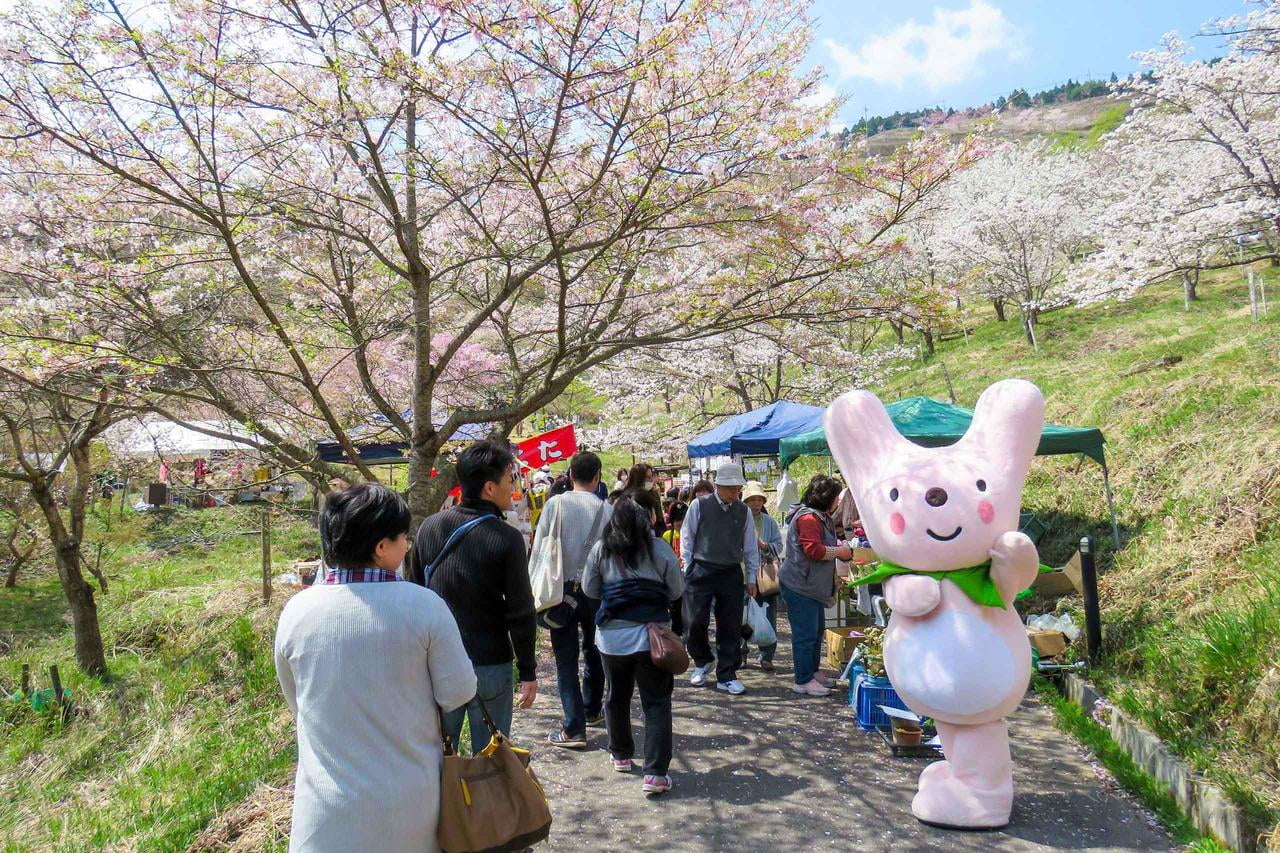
[686,401,826,459]
[316,415,492,464]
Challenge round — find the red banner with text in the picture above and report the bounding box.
[516,424,578,468]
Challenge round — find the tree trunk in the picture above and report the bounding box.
[32,482,106,676]
[69,446,107,594]
[993,298,1006,322]
[889,319,905,343]
[4,559,19,588]
[1022,312,1038,349]
[1182,271,1198,307]
[920,328,935,355]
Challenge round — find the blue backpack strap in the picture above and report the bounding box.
[424,514,498,584]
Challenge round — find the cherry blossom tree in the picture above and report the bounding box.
[1083,126,1245,309]
[584,320,912,453]
[1072,3,1280,309]
[939,142,1120,348]
[0,0,974,517]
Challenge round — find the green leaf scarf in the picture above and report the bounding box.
[850,559,1052,608]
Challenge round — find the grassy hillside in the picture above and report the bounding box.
[865,266,1280,830]
[861,95,1123,156]
[0,507,316,851]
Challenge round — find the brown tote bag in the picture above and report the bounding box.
[647,622,691,675]
[438,698,552,853]
[756,557,781,597]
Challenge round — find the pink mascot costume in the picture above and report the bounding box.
[826,379,1045,830]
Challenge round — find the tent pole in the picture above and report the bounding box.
[1102,463,1120,549]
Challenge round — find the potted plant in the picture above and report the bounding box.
[892,720,924,746]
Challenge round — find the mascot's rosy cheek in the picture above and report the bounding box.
[825,378,1045,830]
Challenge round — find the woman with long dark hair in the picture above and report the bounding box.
[624,463,666,535]
[581,490,684,796]
[779,475,855,697]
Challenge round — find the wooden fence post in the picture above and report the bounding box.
[261,506,272,604]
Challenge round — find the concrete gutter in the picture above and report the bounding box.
[1061,673,1273,852]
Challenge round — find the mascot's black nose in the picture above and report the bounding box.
[925,487,948,507]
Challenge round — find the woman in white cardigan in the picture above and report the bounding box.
[275,484,477,853]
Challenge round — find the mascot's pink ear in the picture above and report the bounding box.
[956,379,1046,481]
[824,390,906,490]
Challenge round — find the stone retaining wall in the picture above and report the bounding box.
[1061,674,1273,852]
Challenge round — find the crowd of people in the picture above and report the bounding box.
[273,440,864,851]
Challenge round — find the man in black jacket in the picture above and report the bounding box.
[409,441,538,750]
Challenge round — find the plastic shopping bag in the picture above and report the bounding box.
[744,596,777,648]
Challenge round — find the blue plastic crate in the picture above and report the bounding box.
[851,672,909,731]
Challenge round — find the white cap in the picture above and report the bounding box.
[713,462,747,487]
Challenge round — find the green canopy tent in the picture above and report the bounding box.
[778,396,1119,547]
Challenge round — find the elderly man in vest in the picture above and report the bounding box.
[680,462,760,695]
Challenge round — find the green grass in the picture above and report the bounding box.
[0,504,314,851]
[869,265,1280,831]
[1086,103,1128,146]
[1033,678,1227,850]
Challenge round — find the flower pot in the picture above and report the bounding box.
[892,723,924,746]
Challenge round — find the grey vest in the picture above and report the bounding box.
[780,507,838,603]
[691,495,749,568]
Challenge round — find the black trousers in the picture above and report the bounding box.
[602,650,674,776]
[683,561,745,683]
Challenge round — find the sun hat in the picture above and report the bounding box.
[714,462,747,487]
[741,481,768,504]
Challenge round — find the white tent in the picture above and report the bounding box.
[110,418,262,458]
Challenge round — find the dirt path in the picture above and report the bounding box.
[517,625,1172,852]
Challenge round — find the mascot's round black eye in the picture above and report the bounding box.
[889,487,899,501]
[976,480,987,492]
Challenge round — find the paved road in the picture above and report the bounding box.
[514,625,1172,853]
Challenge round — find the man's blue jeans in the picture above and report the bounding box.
[781,585,825,685]
[443,662,513,754]
[549,593,604,736]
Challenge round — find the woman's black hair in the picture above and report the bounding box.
[548,474,572,497]
[691,479,713,498]
[802,474,843,513]
[667,500,688,527]
[320,483,412,569]
[456,440,515,501]
[602,494,657,568]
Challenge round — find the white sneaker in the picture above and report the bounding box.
[716,679,746,695]
[791,680,830,697]
[689,663,712,686]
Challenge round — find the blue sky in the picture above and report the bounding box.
[805,0,1248,129]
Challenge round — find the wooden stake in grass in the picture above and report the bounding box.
[49,664,64,710]
[21,663,29,694]
[261,507,272,604]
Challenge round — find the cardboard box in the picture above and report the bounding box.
[825,626,865,670]
[1026,627,1068,658]
[1062,552,1084,593]
[1031,552,1084,598]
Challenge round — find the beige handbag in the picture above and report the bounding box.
[757,557,781,597]
[438,699,552,853]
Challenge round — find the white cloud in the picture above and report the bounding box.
[799,82,838,111]
[824,0,1023,90]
